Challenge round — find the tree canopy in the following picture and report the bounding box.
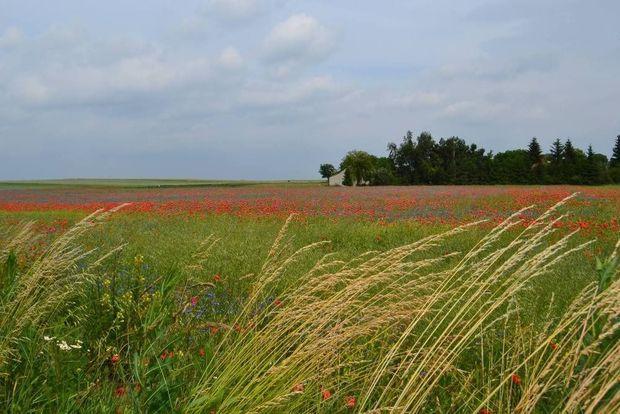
[321,131,618,186]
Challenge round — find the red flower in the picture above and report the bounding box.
[511,373,522,386]
[210,326,219,335]
[292,383,304,393]
[213,274,221,282]
[110,354,120,364]
[479,409,492,414]
[168,351,175,358]
[190,296,199,306]
[199,348,206,357]
[115,386,126,397]
[322,389,332,400]
[274,298,282,307]
[345,395,356,408]
[549,342,558,351]
[160,351,168,360]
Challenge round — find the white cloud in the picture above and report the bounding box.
[217,46,244,70]
[0,26,22,48]
[206,0,261,22]
[238,76,343,107]
[263,14,335,76]
[9,53,213,107]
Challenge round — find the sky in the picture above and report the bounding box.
[1,0,619,180]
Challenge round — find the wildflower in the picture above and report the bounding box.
[479,409,492,414]
[292,383,304,393]
[199,348,206,357]
[345,395,356,408]
[134,254,144,266]
[43,335,55,341]
[160,351,168,360]
[115,386,126,397]
[274,298,282,307]
[210,326,219,335]
[549,342,558,351]
[511,373,522,386]
[57,340,71,351]
[213,274,221,282]
[111,354,120,364]
[190,296,199,306]
[322,389,332,400]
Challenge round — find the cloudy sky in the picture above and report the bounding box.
[1,0,619,180]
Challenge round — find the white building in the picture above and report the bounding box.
[328,169,346,186]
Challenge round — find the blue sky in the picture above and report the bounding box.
[1,0,619,179]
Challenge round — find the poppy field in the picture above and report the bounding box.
[0,183,619,413]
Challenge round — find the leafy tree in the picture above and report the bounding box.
[562,139,580,183]
[609,135,620,182]
[548,139,564,183]
[528,137,544,183]
[611,135,620,168]
[318,164,337,180]
[491,150,531,184]
[340,150,375,186]
[549,139,564,164]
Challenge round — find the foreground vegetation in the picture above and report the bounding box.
[0,191,618,413]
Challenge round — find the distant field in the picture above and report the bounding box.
[1,183,618,412]
[0,178,322,189]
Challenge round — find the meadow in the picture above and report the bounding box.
[0,182,618,413]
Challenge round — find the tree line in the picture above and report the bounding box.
[320,132,620,186]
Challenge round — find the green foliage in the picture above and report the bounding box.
[340,150,375,185]
[369,131,620,185]
[318,163,337,180]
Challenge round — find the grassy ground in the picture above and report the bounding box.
[0,184,618,412]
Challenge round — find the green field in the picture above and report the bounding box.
[0,183,618,413]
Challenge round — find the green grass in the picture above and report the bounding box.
[0,198,618,412]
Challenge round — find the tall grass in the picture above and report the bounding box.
[0,196,618,413]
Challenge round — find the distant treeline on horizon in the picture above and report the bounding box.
[319,132,620,186]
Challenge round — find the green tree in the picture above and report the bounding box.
[318,164,337,180]
[527,137,544,183]
[609,135,620,182]
[548,139,564,183]
[340,150,375,186]
[491,150,531,184]
[611,135,620,167]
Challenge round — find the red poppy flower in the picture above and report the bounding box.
[213,274,221,282]
[190,296,199,306]
[292,383,304,393]
[160,351,168,360]
[345,395,356,408]
[479,409,492,414]
[115,386,126,397]
[111,354,120,364]
[274,298,282,307]
[199,348,206,357]
[511,373,522,386]
[322,389,332,400]
[549,342,558,350]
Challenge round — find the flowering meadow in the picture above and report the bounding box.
[0,183,619,413]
